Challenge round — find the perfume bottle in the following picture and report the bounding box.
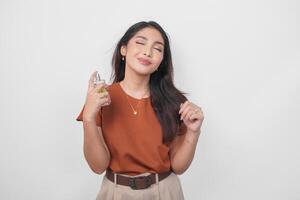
[94,71,107,93]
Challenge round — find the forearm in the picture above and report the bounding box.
[171,130,200,174]
[82,120,110,174]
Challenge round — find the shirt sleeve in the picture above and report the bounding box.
[76,105,102,127]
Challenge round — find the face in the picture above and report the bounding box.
[121,27,165,76]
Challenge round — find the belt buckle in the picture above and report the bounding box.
[128,176,152,190]
[128,178,137,190]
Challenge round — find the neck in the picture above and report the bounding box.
[120,67,150,99]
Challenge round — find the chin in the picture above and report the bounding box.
[135,69,154,76]
[131,63,157,75]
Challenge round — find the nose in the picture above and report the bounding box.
[143,52,150,57]
[143,46,152,57]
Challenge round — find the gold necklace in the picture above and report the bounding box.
[125,95,141,115]
[122,84,149,115]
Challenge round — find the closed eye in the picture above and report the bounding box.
[136,41,162,52]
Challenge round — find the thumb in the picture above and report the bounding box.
[88,71,98,91]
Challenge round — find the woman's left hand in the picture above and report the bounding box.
[179,100,204,135]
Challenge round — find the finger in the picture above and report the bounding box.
[191,110,205,121]
[99,93,109,99]
[188,112,201,121]
[184,110,195,121]
[88,71,98,91]
[102,98,111,106]
[181,106,193,120]
[103,98,110,105]
[180,105,191,119]
[98,96,109,105]
[188,114,200,121]
[179,100,189,114]
[106,97,112,105]
[179,100,189,113]
[106,93,111,102]
[103,101,110,106]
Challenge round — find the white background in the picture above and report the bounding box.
[1,0,299,199]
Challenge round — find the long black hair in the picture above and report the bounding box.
[110,21,187,144]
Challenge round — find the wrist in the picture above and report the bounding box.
[186,128,201,135]
[186,130,201,139]
[82,118,96,123]
[82,113,97,122]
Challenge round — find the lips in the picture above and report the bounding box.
[137,58,152,65]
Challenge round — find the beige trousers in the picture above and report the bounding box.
[96,171,185,200]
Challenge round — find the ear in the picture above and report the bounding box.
[120,45,127,56]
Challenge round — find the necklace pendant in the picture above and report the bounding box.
[133,111,137,115]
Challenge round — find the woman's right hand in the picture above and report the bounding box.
[83,71,111,121]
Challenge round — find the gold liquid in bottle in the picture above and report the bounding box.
[94,72,108,94]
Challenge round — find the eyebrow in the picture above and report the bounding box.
[135,36,164,46]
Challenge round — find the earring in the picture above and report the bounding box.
[122,56,125,61]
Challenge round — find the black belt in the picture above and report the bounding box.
[105,169,172,190]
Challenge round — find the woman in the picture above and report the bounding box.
[76,21,204,200]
